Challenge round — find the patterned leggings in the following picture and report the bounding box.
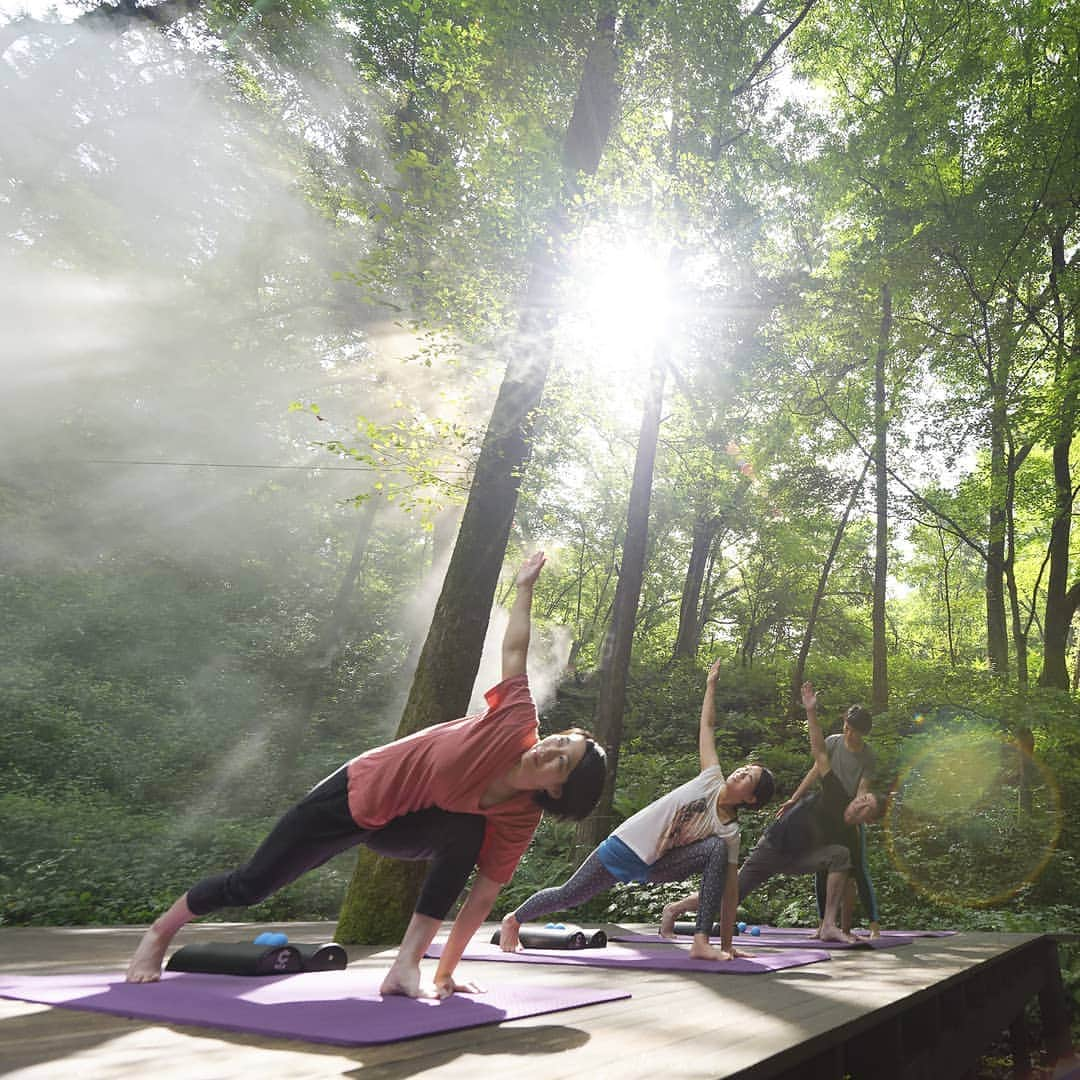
[512,835,729,933]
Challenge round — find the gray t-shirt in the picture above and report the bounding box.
[826,732,874,798]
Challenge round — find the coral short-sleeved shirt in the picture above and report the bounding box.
[345,674,542,883]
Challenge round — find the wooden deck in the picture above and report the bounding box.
[1,921,1075,1079]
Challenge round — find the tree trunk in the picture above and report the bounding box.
[793,457,870,707]
[871,282,891,714]
[986,325,1011,676]
[673,507,718,660]
[575,358,666,853]
[986,413,1010,676]
[1004,438,1031,685]
[938,530,958,667]
[337,3,622,944]
[1039,225,1077,689]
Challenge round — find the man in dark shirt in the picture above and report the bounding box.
[661,682,881,944]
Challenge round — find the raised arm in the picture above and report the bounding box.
[698,658,722,770]
[801,681,831,775]
[501,552,545,681]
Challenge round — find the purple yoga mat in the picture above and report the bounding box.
[738,928,959,937]
[0,969,630,1047]
[751,926,949,941]
[426,941,829,974]
[607,928,913,950]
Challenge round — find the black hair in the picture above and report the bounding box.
[534,733,607,821]
[729,765,776,810]
[751,766,776,808]
[846,705,873,735]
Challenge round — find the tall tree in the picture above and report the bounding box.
[576,356,666,850]
[338,1,624,943]
[871,283,892,711]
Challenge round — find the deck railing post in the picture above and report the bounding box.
[1038,938,1072,1063]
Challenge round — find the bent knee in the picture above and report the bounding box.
[822,845,852,872]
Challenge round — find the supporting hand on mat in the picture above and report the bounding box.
[435,974,486,997]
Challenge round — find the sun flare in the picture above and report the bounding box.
[562,233,673,378]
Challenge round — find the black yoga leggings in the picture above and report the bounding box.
[185,764,486,921]
[512,835,730,934]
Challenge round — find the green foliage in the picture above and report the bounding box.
[0,787,354,927]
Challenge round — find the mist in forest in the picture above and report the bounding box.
[0,14,395,570]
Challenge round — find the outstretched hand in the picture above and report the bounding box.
[800,680,818,713]
[515,551,546,589]
[706,657,721,685]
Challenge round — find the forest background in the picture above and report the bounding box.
[2,0,1079,1037]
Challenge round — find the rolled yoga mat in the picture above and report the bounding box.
[166,942,303,976]
[490,925,607,949]
[674,921,721,937]
[293,942,349,971]
[0,970,631,1047]
[166,941,349,976]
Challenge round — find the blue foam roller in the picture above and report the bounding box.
[254,932,288,947]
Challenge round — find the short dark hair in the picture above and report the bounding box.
[751,766,775,808]
[534,731,607,821]
[846,705,873,735]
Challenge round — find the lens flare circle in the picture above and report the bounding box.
[885,727,1061,908]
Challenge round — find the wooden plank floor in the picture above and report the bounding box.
[0,921,1065,1078]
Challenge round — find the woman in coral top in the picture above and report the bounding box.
[126,553,606,998]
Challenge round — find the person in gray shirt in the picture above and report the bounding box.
[775,698,880,937]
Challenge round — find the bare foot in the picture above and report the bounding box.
[380,964,438,999]
[499,913,521,952]
[819,925,859,944]
[659,904,678,940]
[688,938,737,961]
[125,927,170,983]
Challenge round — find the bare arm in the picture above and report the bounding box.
[433,873,503,997]
[775,762,820,819]
[698,658,722,770]
[501,553,545,681]
[801,681,830,775]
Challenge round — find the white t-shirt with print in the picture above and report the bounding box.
[611,765,740,866]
